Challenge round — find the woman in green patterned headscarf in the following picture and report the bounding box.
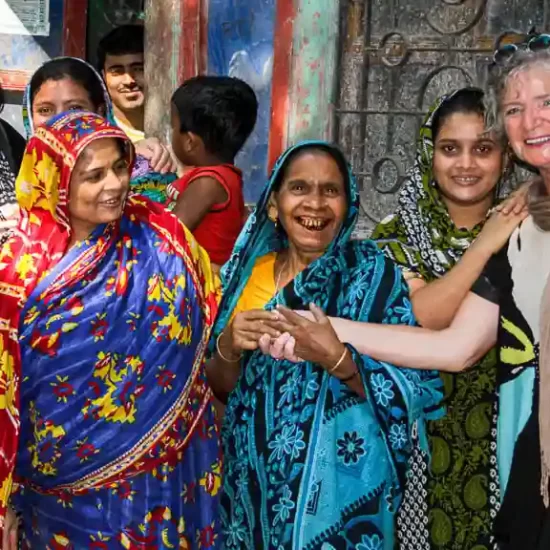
[371,88,513,549]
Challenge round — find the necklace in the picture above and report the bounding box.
[275,257,289,294]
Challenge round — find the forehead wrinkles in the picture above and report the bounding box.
[505,67,550,101]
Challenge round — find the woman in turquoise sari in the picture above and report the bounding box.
[207,141,444,549]
[0,111,220,548]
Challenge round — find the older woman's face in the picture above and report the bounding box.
[32,78,97,129]
[69,138,129,230]
[275,150,348,256]
[502,66,550,170]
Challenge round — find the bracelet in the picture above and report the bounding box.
[216,332,243,363]
[340,369,360,383]
[329,347,348,374]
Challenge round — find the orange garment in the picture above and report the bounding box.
[231,253,276,318]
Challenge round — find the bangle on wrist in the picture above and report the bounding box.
[329,347,348,374]
[216,332,242,363]
[340,368,360,383]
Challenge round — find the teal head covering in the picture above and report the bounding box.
[22,56,175,202]
[212,140,359,342]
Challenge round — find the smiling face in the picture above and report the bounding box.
[273,149,348,257]
[32,78,98,129]
[69,138,130,241]
[103,53,145,116]
[432,112,504,207]
[502,64,550,173]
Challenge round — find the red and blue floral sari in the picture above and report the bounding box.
[0,111,221,548]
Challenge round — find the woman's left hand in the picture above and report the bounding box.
[135,138,177,174]
[269,303,346,370]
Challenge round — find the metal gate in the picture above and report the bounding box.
[334,0,549,237]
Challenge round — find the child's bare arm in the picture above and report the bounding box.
[172,176,228,231]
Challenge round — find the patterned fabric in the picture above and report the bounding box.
[0,121,17,246]
[472,219,547,548]
[372,91,492,279]
[212,141,444,549]
[0,111,221,548]
[371,90,501,550]
[22,56,175,203]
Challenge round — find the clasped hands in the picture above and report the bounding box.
[228,303,346,371]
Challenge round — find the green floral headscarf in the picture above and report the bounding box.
[372,88,504,281]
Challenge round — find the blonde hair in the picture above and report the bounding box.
[486,48,550,231]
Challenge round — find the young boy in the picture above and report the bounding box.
[97,25,147,143]
[167,76,258,269]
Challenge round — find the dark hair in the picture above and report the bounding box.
[272,144,351,195]
[97,25,144,72]
[431,87,485,141]
[29,58,106,111]
[171,75,258,163]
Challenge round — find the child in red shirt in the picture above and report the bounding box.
[167,76,258,270]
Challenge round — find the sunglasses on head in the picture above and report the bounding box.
[493,33,550,65]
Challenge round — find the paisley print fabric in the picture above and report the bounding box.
[371,90,501,549]
[22,56,176,202]
[212,141,444,549]
[0,111,221,548]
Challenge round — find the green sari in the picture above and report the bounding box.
[372,90,501,550]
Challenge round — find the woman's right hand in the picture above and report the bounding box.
[472,208,528,257]
[220,310,281,357]
[2,507,18,550]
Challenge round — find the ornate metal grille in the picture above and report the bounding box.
[334,0,549,237]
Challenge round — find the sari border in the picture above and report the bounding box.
[35,334,211,493]
[23,207,215,494]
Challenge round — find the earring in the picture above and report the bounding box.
[268,206,278,227]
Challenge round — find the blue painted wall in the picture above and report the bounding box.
[0,0,65,73]
[207,0,276,203]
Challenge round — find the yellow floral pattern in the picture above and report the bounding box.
[0,336,18,423]
[28,403,66,477]
[82,352,145,424]
[148,274,193,345]
[16,149,60,217]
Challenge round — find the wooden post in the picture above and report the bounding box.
[267,0,296,169]
[286,0,341,143]
[144,0,180,139]
[144,0,206,140]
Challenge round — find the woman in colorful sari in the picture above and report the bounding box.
[0,111,220,548]
[23,56,176,202]
[369,87,519,550]
[207,141,444,549]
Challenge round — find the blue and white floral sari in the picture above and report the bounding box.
[212,141,444,549]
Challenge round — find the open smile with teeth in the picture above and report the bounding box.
[453,176,480,185]
[100,198,122,207]
[297,216,330,231]
[525,136,550,145]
